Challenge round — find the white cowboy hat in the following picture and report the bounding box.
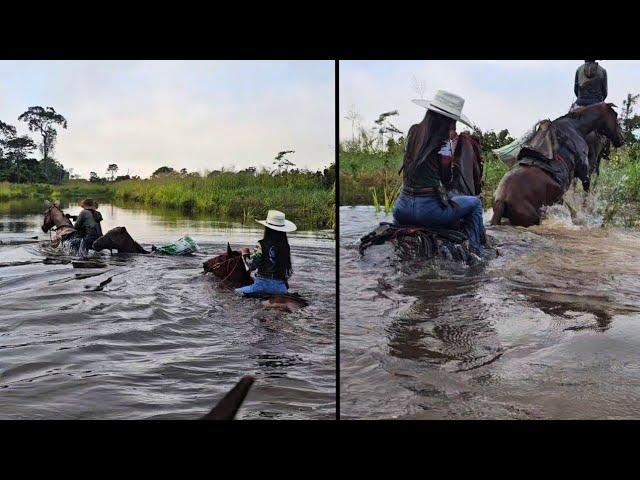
[256,210,297,233]
[412,90,474,128]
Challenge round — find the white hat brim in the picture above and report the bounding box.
[255,219,297,233]
[412,99,474,128]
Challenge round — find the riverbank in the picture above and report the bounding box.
[0,172,336,230]
[339,144,640,227]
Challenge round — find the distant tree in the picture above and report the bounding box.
[374,111,402,149]
[272,150,296,174]
[89,171,98,182]
[4,136,38,161]
[106,163,119,181]
[18,107,67,161]
[345,106,362,144]
[621,93,640,145]
[179,168,188,177]
[115,175,131,182]
[152,166,175,177]
[472,126,515,155]
[410,75,427,99]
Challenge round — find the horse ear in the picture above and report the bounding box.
[227,242,233,256]
[608,103,618,109]
[53,200,60,207]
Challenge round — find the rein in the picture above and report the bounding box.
[211,255,243,283]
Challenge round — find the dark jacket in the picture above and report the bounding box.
[574,62,607,104]
[247,240,288,281]
[74,208,103,239]
[401,124,448,193]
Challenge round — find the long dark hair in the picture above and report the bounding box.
[262,227,293,278]
[402,110,456,180]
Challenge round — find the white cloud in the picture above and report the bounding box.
[340,60,640,141]
[0,60,334,178]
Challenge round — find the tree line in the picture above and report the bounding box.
[342,93,640,157]
[0,106,69,184]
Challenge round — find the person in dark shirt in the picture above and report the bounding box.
[235,210,296,295]
[68,198,103,254]
[574,60,608,107]
[392,90,484,256]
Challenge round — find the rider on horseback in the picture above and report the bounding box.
[392,90,485,256]
[235,210,296,296]
[69,198,103,253]
[574,60,608,108]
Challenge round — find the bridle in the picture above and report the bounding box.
[210,254,244,283]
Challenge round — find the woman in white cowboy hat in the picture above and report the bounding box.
[235,210,297,295]
[393,90,485,256]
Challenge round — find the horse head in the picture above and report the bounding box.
[42,200,73,233]
[598,103,625,148]
[203,242,253,287]
[451,132,483,196]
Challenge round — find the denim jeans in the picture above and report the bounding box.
[392,192,484,253]
[235,277,288,295]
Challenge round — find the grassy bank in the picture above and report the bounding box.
[114,172,335,230]
[340,144,640,227]
[1,173,335,230]
[0,180,113,202]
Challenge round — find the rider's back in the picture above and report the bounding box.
[574,61,607,105]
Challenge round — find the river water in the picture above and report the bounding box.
[340,198,640,419]
[0,199,335,419]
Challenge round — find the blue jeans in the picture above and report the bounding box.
[576,98,603,106]
[392,193,484,253]
[235,277,288,295]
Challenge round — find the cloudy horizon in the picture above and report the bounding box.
[340,60,640,143]
[0,60,335,179]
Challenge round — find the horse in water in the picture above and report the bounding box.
[491,103,625,227]
[359,132,486,264]
[93,227,150,254]
[203,243,308,312]
[42,201,82,250]
[42,201,149,254]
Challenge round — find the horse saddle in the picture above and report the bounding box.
[359,222,468,255]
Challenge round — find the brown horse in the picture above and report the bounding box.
[586,131,610,178]
[92,226,150,254]
[41,200,77,247]
[203,243,308,311]
[491,103,624,227]
[450,131,483,197]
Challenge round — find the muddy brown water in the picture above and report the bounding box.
[0,199,335,419]
[340,200,640,419]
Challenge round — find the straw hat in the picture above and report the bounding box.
[412,90,474,128]
[79,198,99,210]
[255,210,297,233]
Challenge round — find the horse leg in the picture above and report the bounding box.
[490,199,506,225]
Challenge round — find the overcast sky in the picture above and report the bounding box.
[0,60,334,179]
[340,60,640,142]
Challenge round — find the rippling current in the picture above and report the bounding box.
[0,200,335,419]
[340,198,640,419]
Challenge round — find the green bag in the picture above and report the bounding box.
[155,235,199,255]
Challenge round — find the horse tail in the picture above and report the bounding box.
[491,199,506,225]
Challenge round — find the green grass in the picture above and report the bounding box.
[113,173,335,230]
[0,180,113,202]
[0,173,335,230]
